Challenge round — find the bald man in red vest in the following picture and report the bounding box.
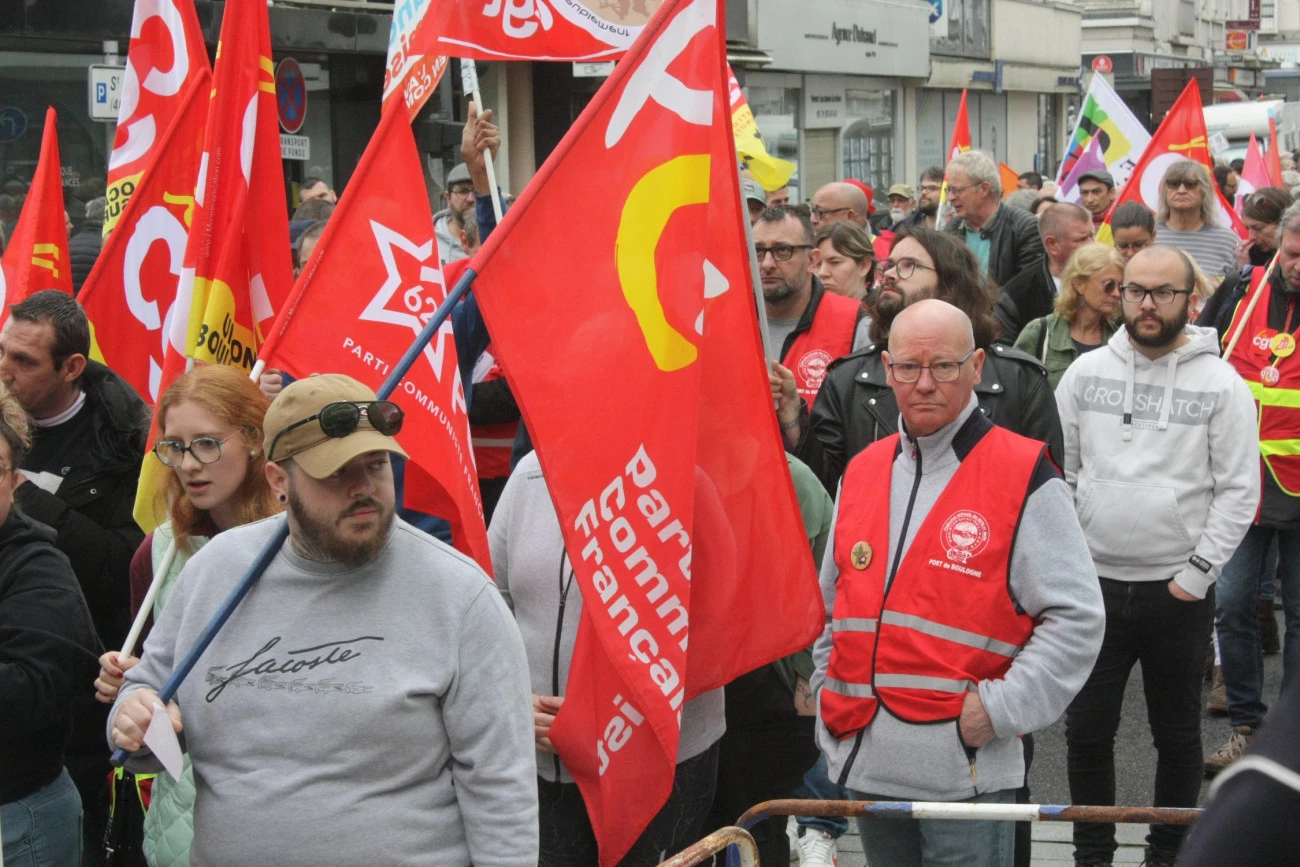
[811,299,1103,866]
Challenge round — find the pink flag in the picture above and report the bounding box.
[1236,132,1271,212]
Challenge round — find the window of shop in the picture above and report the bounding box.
[842,89,896,190]
[0,51,113,235]
[744,72,802,202]
[930,0,991,60]
[1036,93,1058,177]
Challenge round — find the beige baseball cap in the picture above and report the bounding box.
[263,374,409,479]
[887,183,916,200]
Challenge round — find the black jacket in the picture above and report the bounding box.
[794,341,1064,494]
[68,220,103,295]
[994,258,1056,345]
[945,202,1045,287]
[0,510,99,804]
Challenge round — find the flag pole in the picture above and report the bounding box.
[111,266,481,767]
[738,173,772,360]
[461,60,505,224]
[1223,252,1278,359]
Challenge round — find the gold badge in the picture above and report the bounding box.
[1271,333,1296,358]
[851,541,873,570]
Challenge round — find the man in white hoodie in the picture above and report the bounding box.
[1057,244,1260,867]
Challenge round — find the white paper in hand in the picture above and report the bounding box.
[143,701,183,781]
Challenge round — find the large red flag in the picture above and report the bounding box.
[468,0,822,860]
[1267,116,1285,188]
[0,107,71,325]
[382,0,449,120]
[104,0,208,234]
[134,0,295,530]
[412,0,662,61]
[1098,80,1245,244]
[82,66,210,405]
[258,104,489,571]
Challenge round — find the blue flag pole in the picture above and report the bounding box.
[111,267,480,766]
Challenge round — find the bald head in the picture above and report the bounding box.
[1126,244,1194,292]
[885,299,984,438]
[812,182,869,228]
[888,298,976,355]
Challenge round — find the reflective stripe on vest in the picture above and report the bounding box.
[821,423,1041,739]
[783,290,860,402]
[1223,266,1300,496]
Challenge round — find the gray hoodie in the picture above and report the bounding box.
[489,451,725,784]
[812,398,1104,800]
[1055,324,1261,598]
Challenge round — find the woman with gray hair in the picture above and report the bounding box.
[1155,159,1241,279]
[0,382,99,866]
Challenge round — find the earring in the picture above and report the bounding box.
[278,493,287,504]
[249,449,261,459]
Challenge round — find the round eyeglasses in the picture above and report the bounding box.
[153,432,241,468]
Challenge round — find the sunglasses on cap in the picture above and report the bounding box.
[269,401,405,463]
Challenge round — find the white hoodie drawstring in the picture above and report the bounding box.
[1159,349,1180,431]
[1122,348,1136,441]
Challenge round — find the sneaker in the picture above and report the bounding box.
[1206,667,1228,715]
[1139,847,1178,867]
[796,828,839,867]
[1204,726,1254,777]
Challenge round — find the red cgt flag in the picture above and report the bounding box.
[81,65,210,405]
[468,0,823,860]
[0,107,71,326]
[104,0,208,234]
[412,0,663,61]
[1098,80,1246,243]
[258,103,489,572]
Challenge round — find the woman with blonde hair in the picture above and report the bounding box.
[1,382,99,866]
[94,364,280,866]
[1014,242,1126,388]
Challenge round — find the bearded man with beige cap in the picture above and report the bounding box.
[108,373,538,866]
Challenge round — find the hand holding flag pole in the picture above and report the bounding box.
[461,60,505,223]
[110,265,481,767]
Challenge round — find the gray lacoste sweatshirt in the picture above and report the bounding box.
[811,397,1105,801]
[110,516,538,867]
[489,450,725,784]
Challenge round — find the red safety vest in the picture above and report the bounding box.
[1223,266,1300,497]
[821,425,1041,738]
[783,291,860,402]
[470,347,517,480]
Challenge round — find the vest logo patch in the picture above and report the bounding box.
[941,510,989,566]
[798,349,833,392]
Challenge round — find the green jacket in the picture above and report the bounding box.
[771,454,835,694]
[1013,313,1119,391]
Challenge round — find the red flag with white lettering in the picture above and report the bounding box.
[104,0,208,235]
[0,107,71,325]
[468,0,822,860]
[382,0,450,120]
[257,103,489,571]
[81,68,210,405]
[412,0,662,61]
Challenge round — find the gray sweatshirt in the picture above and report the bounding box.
[1056,324,1261,598]
[109,516,538,867]
[812,397,1105,800]
[488,451,725,784]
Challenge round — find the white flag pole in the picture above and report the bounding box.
[461,60,505,224]
[119,539,176,658]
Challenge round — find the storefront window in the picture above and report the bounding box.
[1037,93,1058,177]
[843,89,895,191]
[745,79,801,202]
[0,51,113,235]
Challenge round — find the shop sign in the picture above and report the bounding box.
[281,134,310,161]
[756,0,930,78]
[88,65,124,122]
[804,79,846,129]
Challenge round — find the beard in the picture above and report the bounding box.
[288,486,395,567]
[763,279,797,304]
[917,200,938,216]
[1124,306,1188,349]
[871,286,908,339]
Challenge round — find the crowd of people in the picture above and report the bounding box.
[1,102,1297,867]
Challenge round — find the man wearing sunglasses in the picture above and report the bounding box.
[109,373,538,865]
[1056,245,1259,867]
[812,299,1103,867]
[1154,160,1240,280]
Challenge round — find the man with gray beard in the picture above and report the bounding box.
[109,374,537,866]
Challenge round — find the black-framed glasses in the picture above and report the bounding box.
[919,184,942,194]
[153,432,241,468]
[268,401,405,462]
[878,257,937,280]
[888,349,976,384]
[810,205,852,220]
[755,244,813,262]
[1165,178,1200,191]
[1120,284,1193,305]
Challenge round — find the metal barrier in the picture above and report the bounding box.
[658,798,1203,866]
[655,826,759,867]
